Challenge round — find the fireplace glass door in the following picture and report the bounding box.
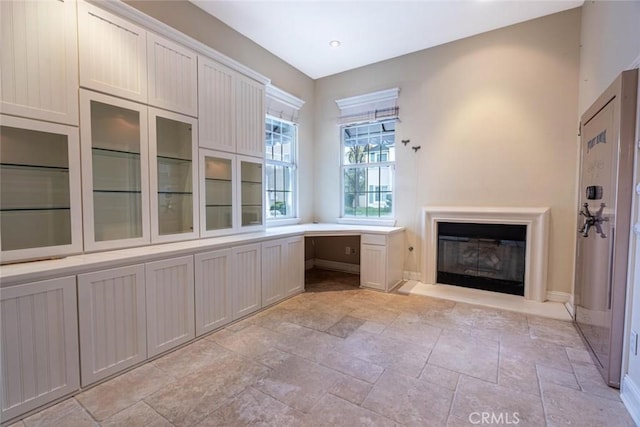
[437,222,526,296]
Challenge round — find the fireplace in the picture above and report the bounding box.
[422,207,550,301]
[437,222,526,296]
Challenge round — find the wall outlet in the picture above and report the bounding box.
[345,246,351,255]
[632,331,638,356]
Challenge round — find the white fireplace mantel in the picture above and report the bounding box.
[421,206,551,302]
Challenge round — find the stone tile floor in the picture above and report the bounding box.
[11,270,634,426]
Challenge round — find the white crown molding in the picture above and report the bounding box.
[336,88,400,111]
[89,0,270,85]
[266,85,305,110]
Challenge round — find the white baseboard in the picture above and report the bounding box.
[403,271,421,281]
[546,291,574,318]
[546,291,571,303]
[621,375,640,426]
[305,259,314,271]
[313,259,360,274]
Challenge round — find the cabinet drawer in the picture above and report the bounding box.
[361,234,387,246]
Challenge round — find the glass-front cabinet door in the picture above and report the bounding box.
[0,115,82,263]
[149,108,198,243]
[80,90,150,251]
[199,150,235,237]
[238,156,264,231]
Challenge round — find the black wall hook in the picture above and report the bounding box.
[402,139,410,146]
[412,146,421,152]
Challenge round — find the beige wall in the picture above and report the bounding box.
[577,0,640,402]
[125,0,316,223]
[314,9,581,295]
[578,1,640,115]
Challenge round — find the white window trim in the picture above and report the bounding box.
[336,88,399,225]
[265,85,304,227]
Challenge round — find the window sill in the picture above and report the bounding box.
[267,217,302,227]
[336,217,396,227]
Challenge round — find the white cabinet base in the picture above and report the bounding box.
[1,277,80,422]
[145,256,195,357]
[195,249,234,336]
[78,265,147,387]
[360,232,404,292]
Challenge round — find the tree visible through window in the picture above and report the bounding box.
[265,116,296,219]
[342,120,395,218]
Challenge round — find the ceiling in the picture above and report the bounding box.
[191,0,584,80]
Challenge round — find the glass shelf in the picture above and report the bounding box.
[203,155,234,232]
[155,116,194,237]
[1,210,72,251]
[205,205,233,230]
[239,160,263,227]
[93,191,143,241]
[89,98,143,242]
[1,124,74,252]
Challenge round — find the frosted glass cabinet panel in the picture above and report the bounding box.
[149,108,198,243]
[238,156,264,230]
[0,116,82,264]
[80,90,150,251]
[200,150,236,237]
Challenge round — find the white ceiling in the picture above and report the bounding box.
[191,0,584,80]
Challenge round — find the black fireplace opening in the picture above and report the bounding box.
[437,222,526,296]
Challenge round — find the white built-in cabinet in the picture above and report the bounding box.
[238,156,265,231]
[78,0,148,103]
[198,56,265,158]
[360,233,404,291]
[77,265,147,386]
[0,116,83,264]
[149,108,199,243]
[78,1,198,116]
[194,248,234,335]
[284,236,305,297]
[145,256,195,357]
[261,239,286,306]
[0,0,79,125]
[262,236,304,306]
[80,90,151,252]
[200,150,236,237]
[235,75,266,158]
[198,58,235,153]
[232,243,262,320]
[199,151,264,237]
[1,277,80,421]
[147,33,198,117]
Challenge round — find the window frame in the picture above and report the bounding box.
[265,114,298,224]
[339,119,396,223]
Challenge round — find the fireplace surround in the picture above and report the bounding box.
[422,207,550,301]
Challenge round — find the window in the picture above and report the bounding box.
[265,116,296,219]
[264,84,304,223]
[342,120,395,218]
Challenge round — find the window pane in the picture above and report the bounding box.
[343,165,392,218]
[266,164,293,219]
[342,119,395,165]
[265,116,297,219]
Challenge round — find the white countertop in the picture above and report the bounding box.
[0,223,404,286]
